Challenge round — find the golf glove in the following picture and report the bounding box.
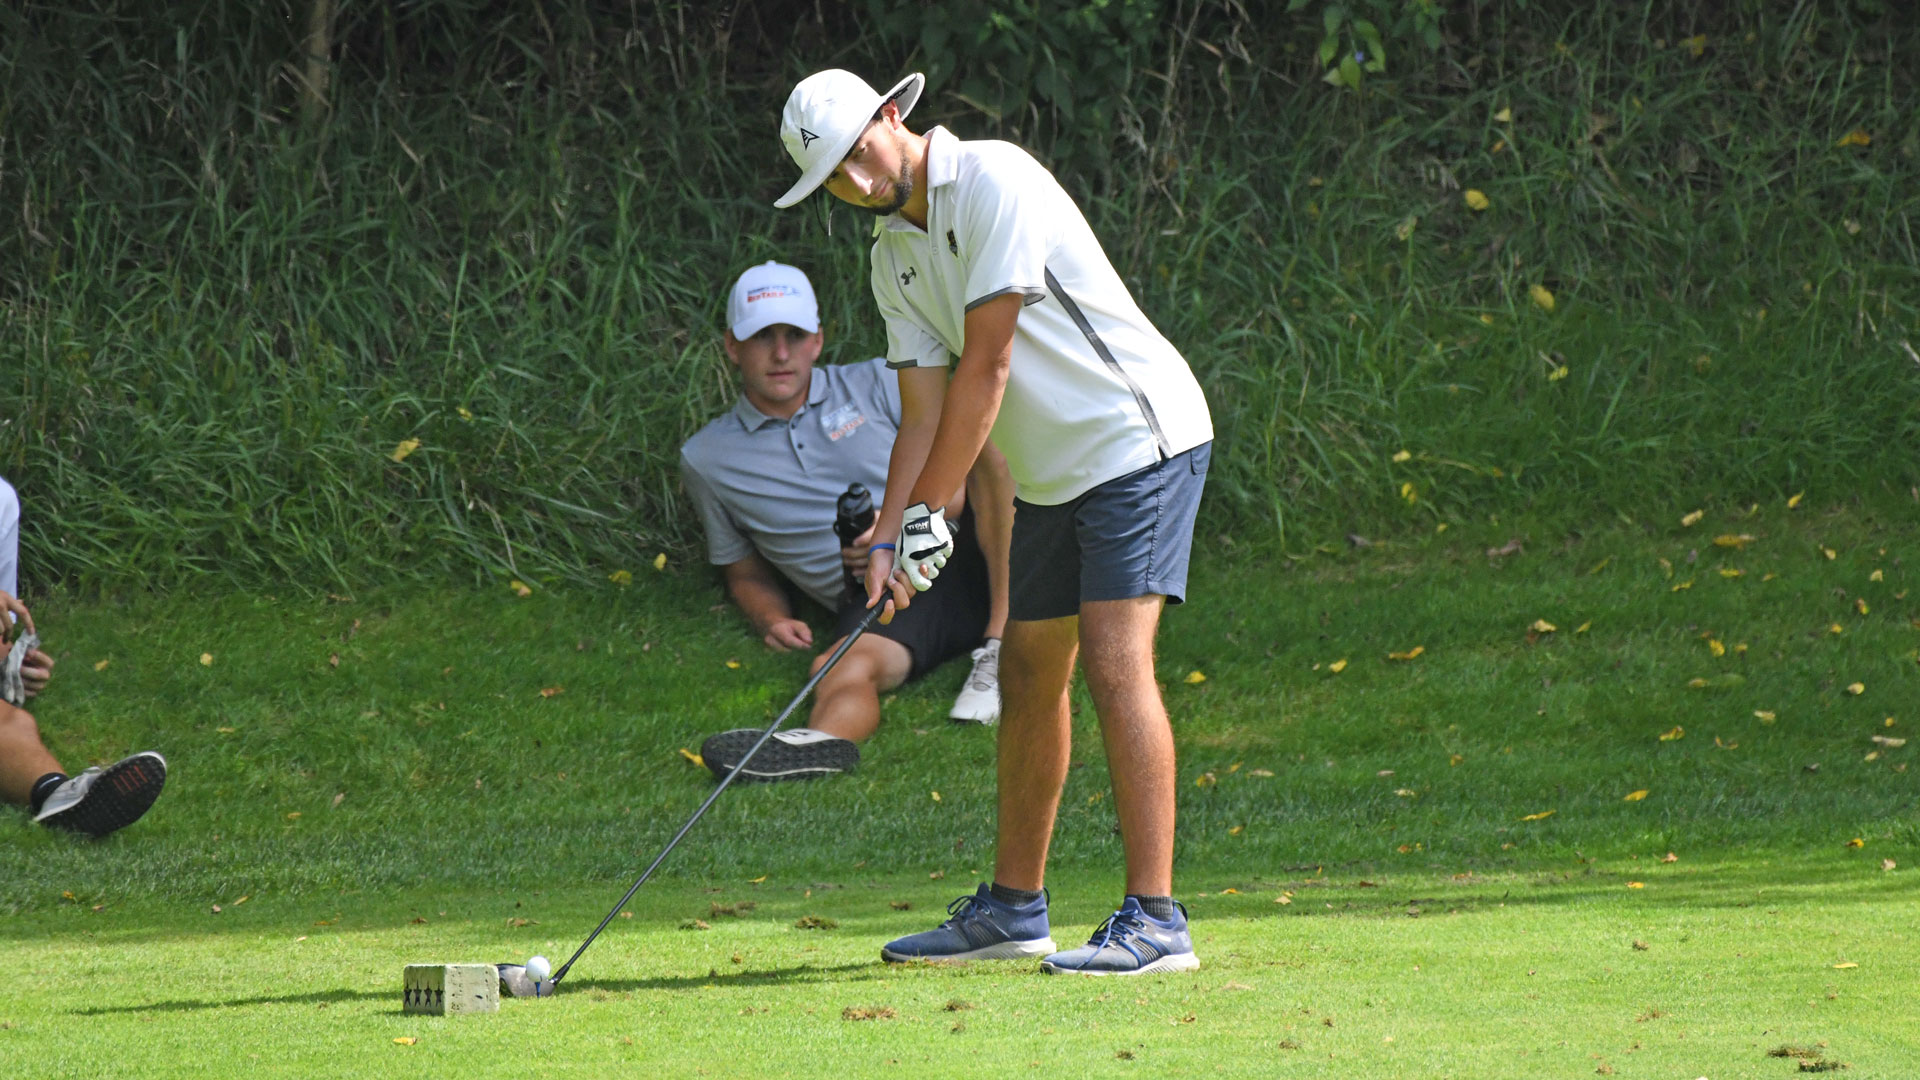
[897,502,953,592]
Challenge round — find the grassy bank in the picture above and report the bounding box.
[1,3,1914,590]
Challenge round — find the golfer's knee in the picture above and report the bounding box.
[0,702,43,749]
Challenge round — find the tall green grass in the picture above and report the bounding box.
[1,2,1915,590]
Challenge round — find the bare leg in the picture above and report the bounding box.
[805,634,912,743]
[964,444,1015,641]
[0,703,62,805]
[991,615,1080,891]
[1079,595,1175,897]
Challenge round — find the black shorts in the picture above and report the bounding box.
[832,507,991,682]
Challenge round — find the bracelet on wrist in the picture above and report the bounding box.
[869,542,897,552]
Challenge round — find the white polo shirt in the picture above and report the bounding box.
[870,126,1212,506]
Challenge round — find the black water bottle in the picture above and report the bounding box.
[833,482,876,602]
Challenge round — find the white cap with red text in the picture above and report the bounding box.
[727,261,820,340]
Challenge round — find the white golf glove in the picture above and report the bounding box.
[897,502,953,592]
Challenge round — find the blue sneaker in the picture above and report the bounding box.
[1040,898,1201,976]
[881,884,1057,963]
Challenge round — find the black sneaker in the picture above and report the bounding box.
[34,752,168,837]
[699,728,857,783]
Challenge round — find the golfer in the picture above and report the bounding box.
[772,70,1214,974]
[681,261,1014,781]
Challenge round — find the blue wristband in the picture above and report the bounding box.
[869,542,897,552]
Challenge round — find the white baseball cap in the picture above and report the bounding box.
[773,69,925,209]
[727,261,820,340]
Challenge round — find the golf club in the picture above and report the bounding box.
[548,601,888,987]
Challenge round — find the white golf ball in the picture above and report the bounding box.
[525,955,551,982]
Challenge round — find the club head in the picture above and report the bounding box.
[496,963,555,998]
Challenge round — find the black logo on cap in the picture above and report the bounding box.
[900,267,917,287]
[799,127,819,149]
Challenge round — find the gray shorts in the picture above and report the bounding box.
[1008,442,1211,622]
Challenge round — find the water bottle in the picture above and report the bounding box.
[833,482,876,602]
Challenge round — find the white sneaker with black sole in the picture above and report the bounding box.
[699,728,858,783]
[948,639,1001,725]
[33,752,168,837]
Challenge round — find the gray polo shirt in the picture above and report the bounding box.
[680,357,902,609]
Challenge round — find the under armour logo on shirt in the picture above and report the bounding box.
[900,267,917,287]
[947,230,959,256]
[799,127,819,149]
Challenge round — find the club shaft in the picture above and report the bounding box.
[551,603,886,984]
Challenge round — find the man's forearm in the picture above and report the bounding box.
[727,574,793,635]
[907,293,1017,510]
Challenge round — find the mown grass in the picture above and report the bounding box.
[2,518,1917,1076]
[1,4,1914,589]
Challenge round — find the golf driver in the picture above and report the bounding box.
[546,601,888,987]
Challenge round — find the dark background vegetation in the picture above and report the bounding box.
[2,0,1915,591]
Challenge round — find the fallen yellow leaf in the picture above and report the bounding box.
[1788,491,1804,508]
[1449,753,1464,766]
[1275,893,1293,904]
[1623,789,1649,801]
[1835,129,1871,148]
[1626,881,1645,889]
[394,1036,419,1045]
[286,812,301,820]
[1519,810,1556,822]
[930,791,941,802]
[1833,961,1859,969]
[1575,621,1592,634]
[1184,670,1207,684]
[1464,189,1490,211]
[1659,726,1685,741]
[94,658,111,671]
[1228,825,1243,835]
[1713,534,1755,548]
[1830,623,1845,635]
[1754,710,1777,723]
[1400,481,1418,504]
[1529,284,1555,312]
[538,686,564,698]
[457,406,473,420]
[1680,509,1705,527]
[1388,646,1425,661]
[1391,449,1412,463]
[1328,658,1348,673]
[509,579,532,597]
[1530,619,1557,633]
[390,439,421,463]
[1845,837,1865,848]
[1478,312,1496,325]
[1195,772,1217,787]
[725,659,742,670]
[1671,580,1692,591]
[1708,639,1726,657]
[653,553,668,571]
[609,569,633,586]
[199,652,213,666]
[1683,34,1706,56]
[748,875,767,883]
[1856,597,1869,615]
[1822,546,1837,560]
[1249,768,1275,778]
[1547,364,1569,381]
[1846,682,1865,695]
[1870,569,1884,582]
[678,747,705,768]
[1719,568,1744,578]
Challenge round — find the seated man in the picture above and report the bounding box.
[0,477,166,836]
[681,262,1012,781]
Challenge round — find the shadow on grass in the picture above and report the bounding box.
[67,962,873,1016]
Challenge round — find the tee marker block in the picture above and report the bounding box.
[403,963,499,1015]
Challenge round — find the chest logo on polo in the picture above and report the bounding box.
[947,229,959,256]
[821,403,867,442]
[900,266,917,287]
[799,127,819,149]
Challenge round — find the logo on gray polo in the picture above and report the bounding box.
[821,403,867,442]
[799,127,819,149]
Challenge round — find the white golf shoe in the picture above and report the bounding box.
[948,639,1001,725]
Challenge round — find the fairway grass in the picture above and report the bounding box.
[3,866,1914,1078]
[3,510,1916,1075]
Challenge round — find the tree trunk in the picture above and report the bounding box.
[301,0,334,126]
